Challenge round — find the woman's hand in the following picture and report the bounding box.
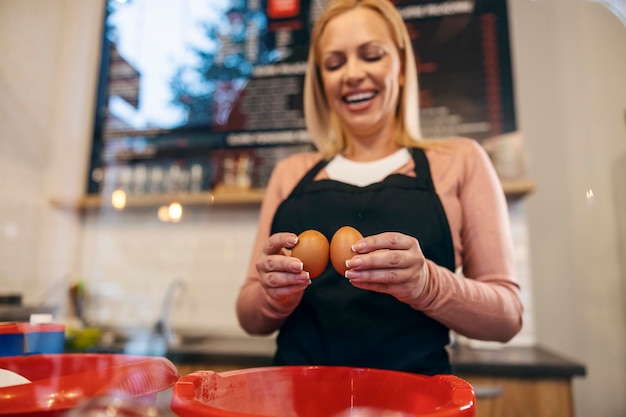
[344,232,430,305]
[255,232,311,317]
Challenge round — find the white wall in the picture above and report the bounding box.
[1,0,625,415]
[508,0,626,415]
[0,0,103,307]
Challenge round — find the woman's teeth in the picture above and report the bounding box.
[344,91,376,104]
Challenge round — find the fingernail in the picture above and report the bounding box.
[346,258,362,268]
[292,260,304,271]
[300,272,311,285]
[287,236,298,246]
[352,242,365,252]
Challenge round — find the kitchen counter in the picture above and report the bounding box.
[448,344,586,379]
[92,333,586,380]
[165,334,275,370]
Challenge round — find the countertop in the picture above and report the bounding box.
[448,344,586,378]
[92,334,586,379]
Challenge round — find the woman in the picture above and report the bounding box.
[236,0,522,375]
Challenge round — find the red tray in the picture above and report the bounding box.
[0,353,178,417]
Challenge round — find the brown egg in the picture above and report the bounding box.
[291,230,330,278]
[330,226,363,275]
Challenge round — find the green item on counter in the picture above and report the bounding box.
[65,327,101,351]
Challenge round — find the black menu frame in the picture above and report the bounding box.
[87,0,516,195]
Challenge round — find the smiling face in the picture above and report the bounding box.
[317,6,404,148]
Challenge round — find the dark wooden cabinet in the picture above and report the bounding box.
[450,345,585,417]
[460,375,575,417]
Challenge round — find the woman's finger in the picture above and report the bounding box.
[352,232,417,253]
[346,249,412,270]
[263,232,298,255]
[257,253,304,275]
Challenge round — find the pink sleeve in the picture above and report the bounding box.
[412,140,523,342]
[236,153,322,335]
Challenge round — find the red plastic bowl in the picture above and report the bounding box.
[0,353,179,417]
[171,366,475,417]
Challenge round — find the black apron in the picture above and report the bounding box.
[270,147,455,375]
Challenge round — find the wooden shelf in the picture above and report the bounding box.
[501,178,536,200]
[50,179,535,210]
[50,189,266,210]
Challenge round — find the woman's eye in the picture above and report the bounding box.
[324,58,344,71]
[360,45,385,62]
[363,53,383,62]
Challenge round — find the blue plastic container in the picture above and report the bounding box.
[0,323,65,356]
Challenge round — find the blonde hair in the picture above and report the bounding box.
[304,0,425,158]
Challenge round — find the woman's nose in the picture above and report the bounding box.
[342,59,365,83]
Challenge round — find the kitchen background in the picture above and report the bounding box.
[0,0,624,416]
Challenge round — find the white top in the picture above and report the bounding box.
[325,147,412,187]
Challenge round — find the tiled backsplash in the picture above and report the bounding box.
[79,205,260,335]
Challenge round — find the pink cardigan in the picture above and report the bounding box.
[237,138,523,342]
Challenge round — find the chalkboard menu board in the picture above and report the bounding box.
[89,0,515,195]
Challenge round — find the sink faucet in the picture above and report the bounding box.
[153,278,186,346]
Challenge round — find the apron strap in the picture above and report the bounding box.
[289,158,329,198]
[411,147,436,192]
